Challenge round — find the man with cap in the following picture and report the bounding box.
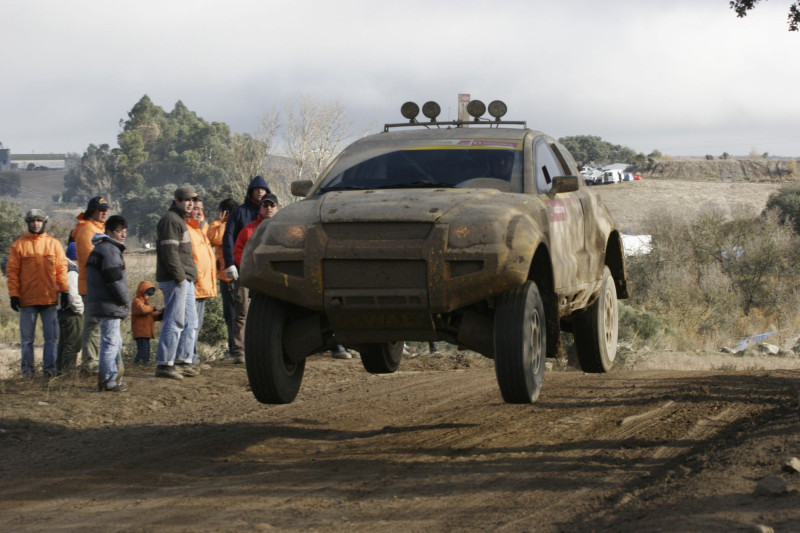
[7,209,68,378]
[222,175,270,364]
[56,241,84,374]
[70,195,110,374]
[154,186,199,381]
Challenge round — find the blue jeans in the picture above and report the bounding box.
[98,317,123,386]
[134,337,151,364]
[20,305,58,376]
[157,280,196,366]
[177,297,205,365]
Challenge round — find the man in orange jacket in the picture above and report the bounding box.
[7,209,68,378]
[70,196,110,374]
[178,196,217,367]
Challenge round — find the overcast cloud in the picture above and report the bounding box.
[2,0,798,157]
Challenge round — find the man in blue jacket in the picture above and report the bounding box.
[221,175,270,364]
[86,215,130,392]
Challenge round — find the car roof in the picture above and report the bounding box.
[355,126,548,147]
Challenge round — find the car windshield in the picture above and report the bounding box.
[315,146,523,195]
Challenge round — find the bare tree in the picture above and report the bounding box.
[283,96,353,183]
[228,109,280,199]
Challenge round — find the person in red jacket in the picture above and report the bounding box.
[7,209,68,378]
[233,194,280,267]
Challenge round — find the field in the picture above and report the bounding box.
[2,179,800,532]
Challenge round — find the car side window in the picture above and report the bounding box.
[535,140,566,193]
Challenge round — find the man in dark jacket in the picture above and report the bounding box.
[86,215,129,392]
[221,175,269,364]
[154,186,199,380]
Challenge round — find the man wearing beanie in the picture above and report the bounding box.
[56,241,84,374]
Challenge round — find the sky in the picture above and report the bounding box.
[2,0,799,158]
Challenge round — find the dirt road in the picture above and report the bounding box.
[2,352,799,532]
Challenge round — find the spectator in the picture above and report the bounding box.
[207,198,238,360]
[222,175,269,364]
[56,242,84,374]
[179,196,216,369]
[154,186,199,381]
[7,209,68,378]
[131,281,161,366]
[86,215,130,392]
[70,195,110,375]
[233,193,280,266]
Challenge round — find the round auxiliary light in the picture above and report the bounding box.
[466,99,486,120]
[401,101,420,121]
[422,101,441,121]
[488,100,507,120]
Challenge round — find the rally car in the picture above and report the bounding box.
[240,99,629,404]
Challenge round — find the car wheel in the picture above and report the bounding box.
[245,293,306,404]
[574,266,618,373]
[359,342,403,374]
[493,281,546,404]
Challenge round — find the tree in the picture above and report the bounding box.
[730,0,800,31]
[721,152,731,160]
[284,96,353,183]
[705,154,715,160]
[62,144,119,205]
[0,199,24,258]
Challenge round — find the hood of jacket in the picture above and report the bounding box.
[136,280,155,299]
[244,175,270,203]
[91,232,126,251]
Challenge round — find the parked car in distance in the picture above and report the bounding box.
[240,99,630,405]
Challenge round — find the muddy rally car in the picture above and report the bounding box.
[240,100,629,404]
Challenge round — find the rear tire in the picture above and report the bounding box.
[245,293,305,404]
[574,266,618,373]
[493,281,546,404]
[360,342,403,374]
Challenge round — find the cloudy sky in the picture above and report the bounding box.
[2,0,798,158]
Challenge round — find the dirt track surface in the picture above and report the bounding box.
[2,353,800,532]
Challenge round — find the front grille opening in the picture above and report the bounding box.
[447,260,484,278]
[272,261,304,278]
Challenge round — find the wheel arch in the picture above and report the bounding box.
[605,230,630,299]
[528,243,559,359]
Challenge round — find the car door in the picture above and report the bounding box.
[532,137,589,292]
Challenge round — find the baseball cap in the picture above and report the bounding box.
[261,194,279,206]
[87,196,110,210]
[174,186,197,201]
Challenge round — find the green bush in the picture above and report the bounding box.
[618,303,664,344]
[198,291,227,347]
[765,182,800,234]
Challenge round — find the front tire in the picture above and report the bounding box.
[494,281,546,404]
[245,293,306,404]
[574,266,618,373]
[359,342,403,374]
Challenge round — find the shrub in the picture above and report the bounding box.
[618,303,664,344]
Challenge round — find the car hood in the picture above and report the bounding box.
[315,188,522,224]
